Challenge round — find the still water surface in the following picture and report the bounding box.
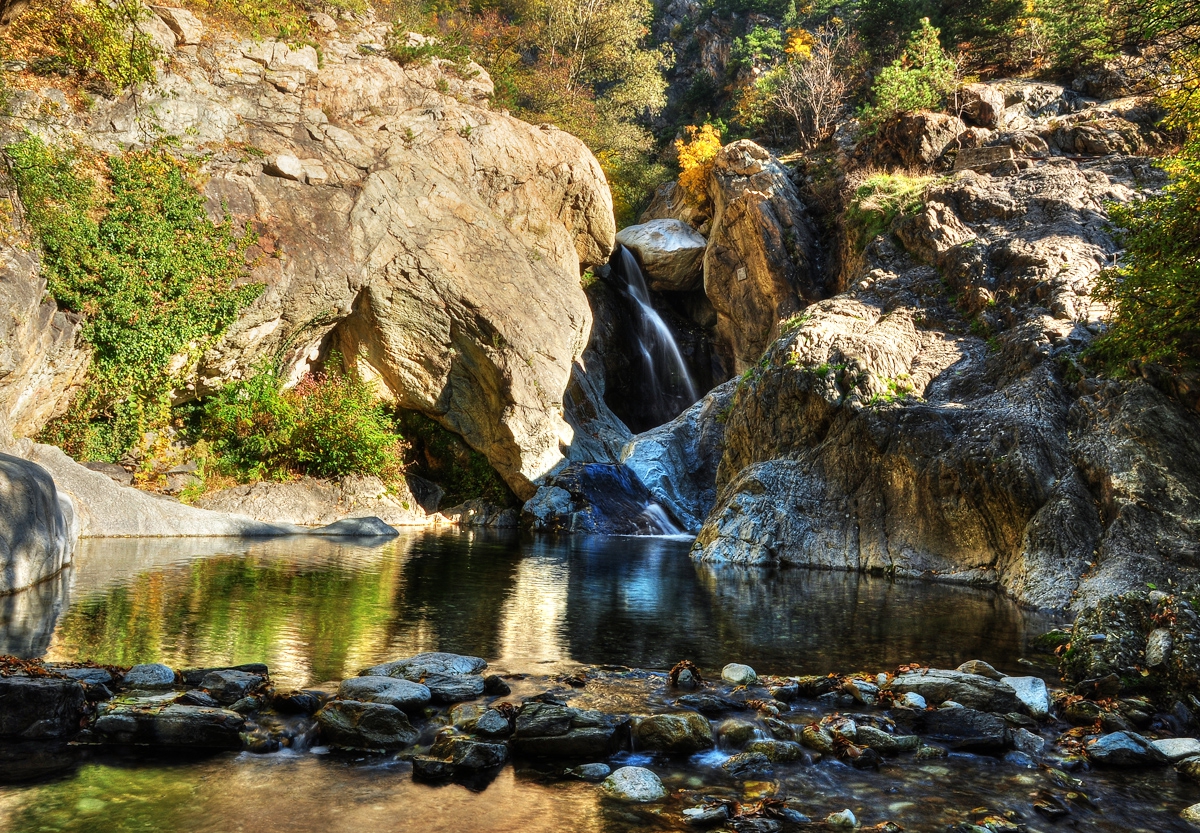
[6,531,1195,832]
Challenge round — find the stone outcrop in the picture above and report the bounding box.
[3,13,616,501]
[195,475,429,527]
[692,150,1200,610]
[615,219,707,291]
[0,452,76,594]
[523,462,682,535]
[703,140,821,373]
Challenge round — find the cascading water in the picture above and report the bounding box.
[609,246,699,427]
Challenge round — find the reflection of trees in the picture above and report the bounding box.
[44,531,529,690]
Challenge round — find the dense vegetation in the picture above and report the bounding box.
[6,138,262,463]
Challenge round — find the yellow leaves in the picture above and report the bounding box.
[675,123,722,200]
[785,28,814,61]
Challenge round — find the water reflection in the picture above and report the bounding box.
[8,529,1061,690]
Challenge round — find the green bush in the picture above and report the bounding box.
[843,170,932,249]
[201,360,407,482]
[1089,136,1200,375]
[7,137,261,461]
[860,18,956,125]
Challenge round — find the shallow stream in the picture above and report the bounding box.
[2,530,1197,831]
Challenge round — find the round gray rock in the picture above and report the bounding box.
[123,663,177,689]
[360,652,487,679]
[338,676,432,711]
[600,766,666,802]
[721,663,757,687]
[614,219,707,291]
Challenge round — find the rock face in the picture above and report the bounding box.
[620,381,736,532]
[692,150,1200,610]
[4,17,616,502]
[615,220,707,291]
[0,452,77,593]
[703,140,821,372]
[522,463,682,534]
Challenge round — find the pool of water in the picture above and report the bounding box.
[11,530,1197,833]
[8,529,1059,686]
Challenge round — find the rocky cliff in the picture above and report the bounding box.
[0,9,617,501]
[684,84,1200,611]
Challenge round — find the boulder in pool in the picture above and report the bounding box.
[0,677,87,740]
[915,706,1010,753]
[337,677,432,711]
[309,516,398,538]
[600,766,666,802]
[316,700,419,750]
[361,652,487,678]
[1087,731,1169,767]
[634,712,714,754]
[887,669,1021,713]
[122,663,177,690]
[91,704,245,749]
[511,702,630,759]
[200,669,265,705]
[522,463,681,535]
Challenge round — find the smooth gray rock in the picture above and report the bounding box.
[511,702,629,759]
[473,708,513,738]
[0,452,76,594]
[1001,675,1051,718]
[615,219,707,291]
[1151,737,1200,762]
[424,673,487,704]
[0,677,86,739]
[1087,731,1169,766]
[92,704,244,748]
[122,664,177,690]
[721,663,757,687]
[315,700,418,749]
[917,707,1010,752]
[600,766,666,802]
[1012,727,1046,758]
[47,666,113,685]
[361,652,487,679]
[337,676,431,711]
[569,763,611,781]
[888,670,1021,713]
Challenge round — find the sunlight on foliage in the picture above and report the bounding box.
[676,123,723,203]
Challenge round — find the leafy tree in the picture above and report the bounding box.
[731,25,785,70]
[861,17,956,125]
[676,123,723,202]
[760,23,856,147]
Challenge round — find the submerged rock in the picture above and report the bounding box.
[600,766,666,802]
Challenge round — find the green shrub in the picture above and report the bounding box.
[7,137,261,461]
[843,170,932,250]
[731,25,784,70]
[1089,136,1200,375]
[861,18,956,126]
[201,360,407,482]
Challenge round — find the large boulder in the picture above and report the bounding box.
[337,676,431,711]
[0,452,76,593]
[91,704,245,749]
[0,677,87,740]
[703,140,821,373]
[887,670,1021,713]
[510,702,630,759]
[315,700,419,750]
[877,111,968,168]
[959,83,1007,129]
[634,712,714,754]
[615,220,707,291]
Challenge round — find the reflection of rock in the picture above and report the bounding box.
[0,451,77,593]
[0,567,70,657]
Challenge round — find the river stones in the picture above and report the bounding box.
[473,708,513,739]
[744,739,806,762]
[1087,731,1169,766]
[428,734,510,771]
[200,669,264,705]
[511,702,629,759]
[176,690,220,708]
[855,725,920,755]
[600,766,666,802]
[1000,676,1051,718]
[722,751,773,778]
[46,666,114,686]
[717,717,758,747]
[957,659,1004,680]
[569,763,611,781]
[0,677,87,740]
[92,704,245,749]
[722,663,758,687]
[677,693,742,715]
[888,669,1021,713]
[272,689,324,714]
[180,664,270,686]
[316,700,418,750]
[423,672,486,703]
[123,663,177,690]
[338,677,431,711]
[634,712,714,754]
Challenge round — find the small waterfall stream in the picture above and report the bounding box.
[610,246,699,427]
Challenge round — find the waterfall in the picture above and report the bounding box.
[610,246,699,427]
